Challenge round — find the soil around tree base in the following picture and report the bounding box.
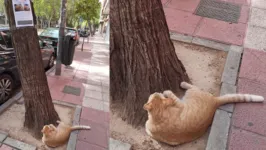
[0,103,75,150]
[110,41,227,150]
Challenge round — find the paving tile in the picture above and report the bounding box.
[109,138,132,150]
[76,140,106,150]
[85,84,102,92]
[251,0,266,9]
[165,0,201,12]
[163,7,202,35]
[228,127,266,150]
[80,107,106,125]
[239,5,250,23]
[102,86,109,93]
[249,7,266,28]
[232,78,266,136]
[244,25,266,50]
[219,0,250,5]
[239,48,266,84]
[0,131,8,143]
[103,102,109,112]
[61,94,82,105]
[3,137,36,150]
[83,97,104,111]
[50,90,64,100]
[161,0,169,5]
[194,18,246,45]
[84,90,103,100]
[78,119,108,148]
[102,93,109,102]
[0,144,13,150]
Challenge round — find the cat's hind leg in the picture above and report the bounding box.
[163,90,181,101]
[180,82,196,89]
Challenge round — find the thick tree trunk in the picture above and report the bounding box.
[5,0,60,138]
[110,0,190,126]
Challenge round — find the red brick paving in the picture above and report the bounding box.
[228,127,266,150]
[78,119,108,148]
[163,0,250,45]
[193,18,246,45]
[76,140,106,150]
[228,48,266,149]
[238,48,266,84]
[165,0,201,12]
[164,7,202,35]
[0,145,13,150]
[46,37,109,150]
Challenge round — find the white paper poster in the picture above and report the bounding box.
[12,0,34,27]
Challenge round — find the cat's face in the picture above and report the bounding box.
[144,92,175,112]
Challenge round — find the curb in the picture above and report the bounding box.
[169,32,232,51]
[170,32,243,150]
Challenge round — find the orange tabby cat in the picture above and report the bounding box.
[144,81,264,145]
[41,120,91,148]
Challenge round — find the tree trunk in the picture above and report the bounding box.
[87,20,93,37]
[4,0,60,138]
[110,0,190,126]
[3,5,7,25]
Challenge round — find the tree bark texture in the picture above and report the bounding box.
[5,0,60,138]
[110,0,190,126]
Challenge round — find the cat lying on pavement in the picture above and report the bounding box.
[144,81,264,145]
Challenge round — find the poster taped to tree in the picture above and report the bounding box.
[12,0,34,27]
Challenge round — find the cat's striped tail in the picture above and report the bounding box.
[71,125,91,131]
[216,94,264,106]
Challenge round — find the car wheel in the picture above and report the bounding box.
[0,74,14,104]
[47,54,55,69]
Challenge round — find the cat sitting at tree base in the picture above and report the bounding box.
[41,120,91,148]
[144,81,264,146]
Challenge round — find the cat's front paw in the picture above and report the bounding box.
[163,90,173,98]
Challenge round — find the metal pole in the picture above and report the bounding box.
[55,0,67,75]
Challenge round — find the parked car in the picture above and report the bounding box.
[78,29,90,37]
[0,27,55,104]
[39,27,79,57]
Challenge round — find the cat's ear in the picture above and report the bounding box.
[143,103,152,111]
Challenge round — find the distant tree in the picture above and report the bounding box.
[33,0,60,28]
[0,0,8,24]
[75,0,101,36]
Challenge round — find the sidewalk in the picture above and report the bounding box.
[163,0,266,149]
[228,1,266,149]
[47,33,109,150]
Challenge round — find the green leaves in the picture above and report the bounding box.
[74,0,101,23]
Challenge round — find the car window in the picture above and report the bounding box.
[40,28,59,38]
[1,30,13,48]
[0,32,6,46]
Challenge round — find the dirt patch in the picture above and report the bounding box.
[0,103,75,150]
[110,41,227,150]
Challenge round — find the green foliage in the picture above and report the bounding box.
[33,0,61,21]
[74,0,101,25]
[0,0,4,14]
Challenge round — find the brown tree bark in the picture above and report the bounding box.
[4,0,60,138]
[110,0,190,126]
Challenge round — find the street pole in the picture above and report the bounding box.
[55,0,67,75]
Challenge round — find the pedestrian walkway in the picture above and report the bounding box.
[227,1,266,149]
[47,33,109,150]
[163,0,249,45]
[163,0,266,149]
